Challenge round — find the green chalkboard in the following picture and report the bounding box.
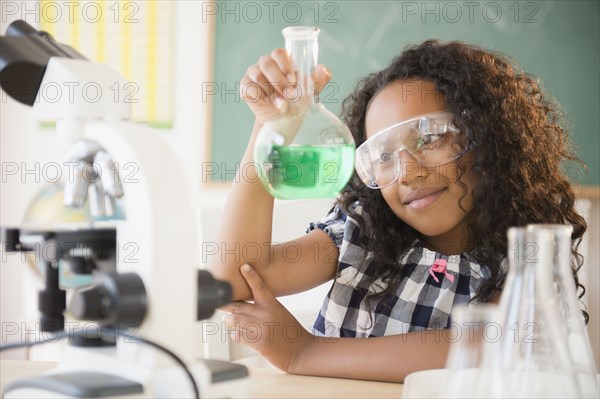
[211,0,599,185]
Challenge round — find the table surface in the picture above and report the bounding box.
[0,359,404,398]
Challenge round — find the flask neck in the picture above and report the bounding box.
[505,227,556,301]
[527,224,573,277]
[283,26,319,98]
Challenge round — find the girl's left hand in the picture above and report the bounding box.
[221,264,314,373]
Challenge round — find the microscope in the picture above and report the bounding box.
[0,21,245,398]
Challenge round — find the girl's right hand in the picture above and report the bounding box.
[240,48,332,126]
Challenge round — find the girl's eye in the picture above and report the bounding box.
[418,132,447,148]
[379,152,394,163]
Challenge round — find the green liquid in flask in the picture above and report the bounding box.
[260,144,355,199]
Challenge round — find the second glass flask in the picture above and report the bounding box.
[495,226,584,397]
[253,26,355,199]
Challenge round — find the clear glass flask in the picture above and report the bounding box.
[496,227,581,397]
[443,304,505,398]
[526,224,599,398]
[253,26,355,199]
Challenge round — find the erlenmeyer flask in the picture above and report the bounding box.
[526,224,599,397]
[443,304,505,398]
[497,227,581,397]
[253,26,355,199]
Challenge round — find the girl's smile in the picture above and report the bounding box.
[402,186,448,210]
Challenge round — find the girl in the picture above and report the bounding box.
[211,40,587,382]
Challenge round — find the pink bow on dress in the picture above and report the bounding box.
[428,258,455,283]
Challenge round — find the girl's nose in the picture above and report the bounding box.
[398,150,428,184]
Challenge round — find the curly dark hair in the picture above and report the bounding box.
[336,40,589,323]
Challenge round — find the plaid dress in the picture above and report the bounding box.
[306,203,491,338]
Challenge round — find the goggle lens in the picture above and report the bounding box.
[355,111,468,189]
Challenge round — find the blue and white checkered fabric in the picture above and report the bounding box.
[307,203,491,338]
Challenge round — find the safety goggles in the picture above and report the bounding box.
[355,111,468,189]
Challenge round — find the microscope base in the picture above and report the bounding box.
[2,345,249,398]
[2,371,143,398]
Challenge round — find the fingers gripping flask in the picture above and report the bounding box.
[253,27,355,199]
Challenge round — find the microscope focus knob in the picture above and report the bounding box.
[197,270,233,320]
[70,286,106,320]
[69,272,147,328]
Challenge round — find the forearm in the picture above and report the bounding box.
[292,331,451,383]
[211,120,275,299]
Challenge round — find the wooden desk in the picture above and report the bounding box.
[0,360,403,398]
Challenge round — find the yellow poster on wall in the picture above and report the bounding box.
[39,0,173,128]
